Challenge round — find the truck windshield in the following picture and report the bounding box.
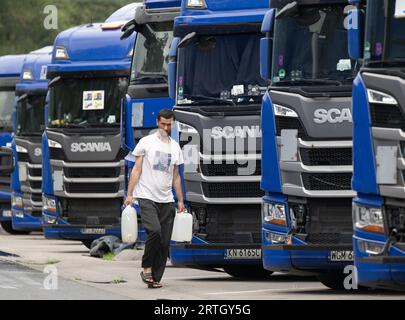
[271,5,354,85]
[364,0,405,66]
[131,21,174,85]
[177,33,267,105]
[16,95,46,136]
[0,90,15,130]
[48,77,128,128]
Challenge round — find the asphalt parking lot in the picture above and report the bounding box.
[0,227,404,300]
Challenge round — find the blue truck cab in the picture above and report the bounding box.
[0,54,27,234]
[260,0,356,289]
[42,4,138,248]
[168,0,271,278]
[349,0,405,290]
[11,47,53,232]
[120,0,181,243]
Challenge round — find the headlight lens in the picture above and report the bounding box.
[262,202,287,226]
[358,240,385,255]
[353,204,385,233]
[55,47,69,60]
[11,195,23,209]
[16,145,28,153]
[23,70,34,80]
[43,195,57,213]
[273,104,299,118]
[48,139,62,149]
[43,214,57,225]
[367,89,398,105]
[186,0,207,9]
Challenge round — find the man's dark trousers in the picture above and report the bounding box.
[138,199,176,283]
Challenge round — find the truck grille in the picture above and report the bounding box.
[200,160,261,177]
[202,182,264,198]
[300,148,352,166]
[29,167,42,177]
[17,152,30,162]
[0,176,11,193]
[64,167,120,179]
[50,148,127,162]
[61,198,122,226]
[29,180,42,190]
[195,204,262,244]
[370,103,405,129]
[303,198,353,245]
[65,182,120,194]
[302,173,352,191]
[275,116,306,137]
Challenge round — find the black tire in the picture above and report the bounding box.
[82,240,94,250]
[223,265,273,279]
[317,271,346,290]
[0,221,31,235]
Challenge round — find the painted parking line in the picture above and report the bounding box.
[206,286,323,295]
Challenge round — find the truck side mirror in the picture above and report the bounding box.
[347,8,364,60]
[0,147,14,175]
[168,37,180,101]
[260,9,275,81]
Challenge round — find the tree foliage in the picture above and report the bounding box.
[0,0,141,56]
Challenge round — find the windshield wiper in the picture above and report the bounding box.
[182,95,236,106]
[275,79,343,86]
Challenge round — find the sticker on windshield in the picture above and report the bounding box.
[278,69,286,79]
[395,0,405,18]
[231,85,244,96]
[83,90,105,111]
[337,59,352,72]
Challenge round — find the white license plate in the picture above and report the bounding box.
[80,228,106,235]
[225,249,262,260]
[329,250,354,262]
[2,210,12,218]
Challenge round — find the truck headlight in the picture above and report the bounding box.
[186,0,207,9]
[23,70,34,80]
[11,195,23,209]
[43,213,57,225]
[367,89,397,105]
[48,139,62,149]
[273,104,298,118]
[55,47,69,60]
[43,195,57,213]
[353,204,384,234]
[358,240,385,255]
[262,202,287,226]
[16,145,28,153]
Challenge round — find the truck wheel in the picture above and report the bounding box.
[317,271,347,290]
[223,266,273,279]
[0,221,31,235]
[81,240,94,249]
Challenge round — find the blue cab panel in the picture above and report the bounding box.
[0,54,27,225]
[11,48,53,232]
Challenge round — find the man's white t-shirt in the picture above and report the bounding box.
[132,132,184,203]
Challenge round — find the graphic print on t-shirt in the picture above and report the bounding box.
[153,150,172,173]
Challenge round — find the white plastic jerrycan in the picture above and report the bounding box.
[121,205,138,244]
[171,211,193,242]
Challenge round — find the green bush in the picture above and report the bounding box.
[0,0,141,55]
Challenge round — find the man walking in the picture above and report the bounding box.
[125,109,185,289]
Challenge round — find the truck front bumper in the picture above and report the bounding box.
[170,243,262,267]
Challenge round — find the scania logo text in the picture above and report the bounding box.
[211,126,262,139]
[71,142,112,153]
[314,108,352,124]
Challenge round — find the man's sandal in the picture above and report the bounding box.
[148,282,163,289]
[140,271,154,285]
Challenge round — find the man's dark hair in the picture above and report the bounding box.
[158,109,175,121]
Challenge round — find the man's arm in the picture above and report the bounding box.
[173,165,185,213]
[124,156,144,206]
